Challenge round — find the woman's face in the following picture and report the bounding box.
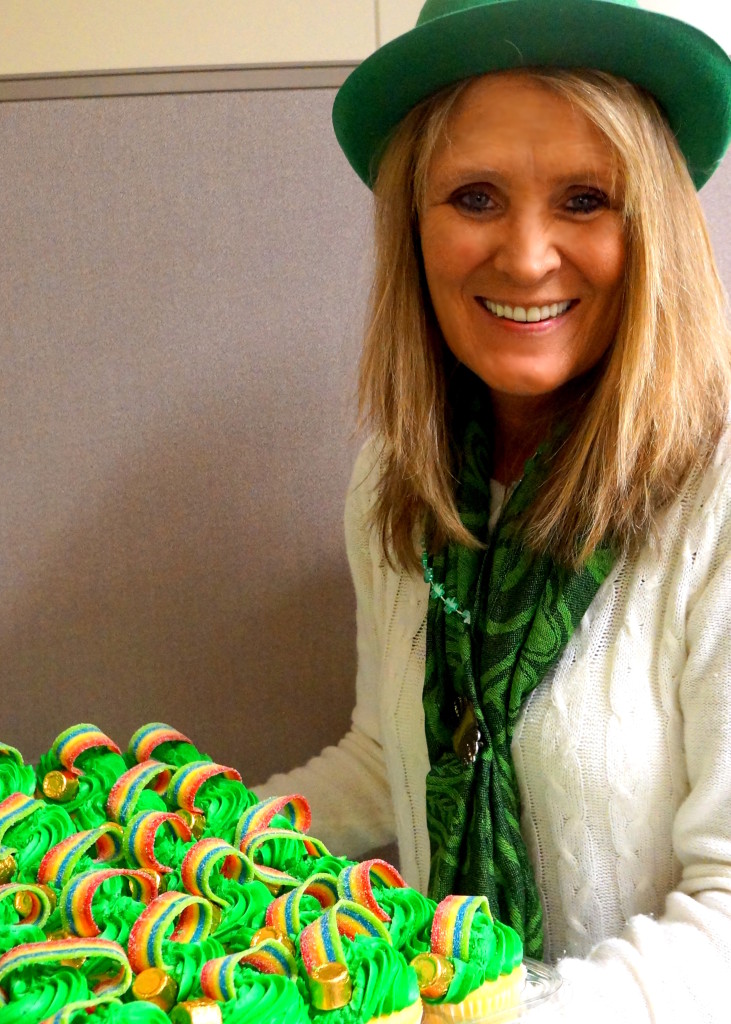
[420,73,626,403]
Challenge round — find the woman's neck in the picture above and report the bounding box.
[489,390,558,485]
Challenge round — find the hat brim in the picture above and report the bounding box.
[332,0,731,190]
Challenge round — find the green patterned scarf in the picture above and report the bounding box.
[422,388,614,959]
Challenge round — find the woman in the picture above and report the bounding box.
[260,0,731,1017]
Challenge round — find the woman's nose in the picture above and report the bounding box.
[490,211,562,283]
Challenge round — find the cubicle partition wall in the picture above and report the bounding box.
[0,75,370,781]
[0,73,730,787]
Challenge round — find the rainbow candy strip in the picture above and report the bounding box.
[51,725,122,776]
[0,794,42,861]
[299,907,345,974]
[127,891,213,973]
[37,824,124,888]
[430,895,492,962]
[337,859,406,923]
[180,838,254,908]
[128,723,195,764]
[0,744,24,767]
[167,761,242,815]
[0,793,43,851]
[299,900,390,975]
[59,868,159,937]
[240,827,329,862]
[0,883,53,927]
[333,899,392,944]
[122,811,192,873]
[233,794,312,847]
[0,937,131,1000]
[200,938,298,1002]
[238,828,330,893]
[106,760,172,825]
[266,872,339,938]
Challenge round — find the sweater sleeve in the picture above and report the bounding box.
[550,507,731,1023]
[253,443,396,859]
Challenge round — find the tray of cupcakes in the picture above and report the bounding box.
[0,723,561,1023]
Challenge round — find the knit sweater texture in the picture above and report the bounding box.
[259,431,731,1022]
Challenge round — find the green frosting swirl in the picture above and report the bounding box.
[141,742,211,770]
[248,832,351,883]
[35,749,58,781]
[66,752,129,830]
[0,967,91,1024]
[211,880,271,950]
[140,833,196,884]
[289,894,330,934]
[194,779,257,845]
[0,923,47,955]
[75,749,129,783]
[4,804,76,882]
[163,936,226,1001]
[0,899,21,929]
[307,936,419,1024]
[0,750,36,800]
[85,1001,171,1024]
[284,854,355,885]
[376,887,437,960]
[92,890,147,947]
[220,970,309,1024]
[129,789,167,817]
[58,775,116,831]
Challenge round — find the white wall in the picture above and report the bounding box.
[2,1,728,76]
[0,0,376,73]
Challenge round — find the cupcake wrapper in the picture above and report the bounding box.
[370,999,425,1024]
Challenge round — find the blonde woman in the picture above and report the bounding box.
[260,0,731,1018]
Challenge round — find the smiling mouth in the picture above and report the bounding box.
[478,298,575,322]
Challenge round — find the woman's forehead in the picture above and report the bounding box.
[428,72,619,186]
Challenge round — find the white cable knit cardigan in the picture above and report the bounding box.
[260,430,731,1023]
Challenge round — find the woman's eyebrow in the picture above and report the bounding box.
[429,161,616,189]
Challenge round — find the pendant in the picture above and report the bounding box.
[452,698,484,765]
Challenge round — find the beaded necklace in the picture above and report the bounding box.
[421,550,471,625]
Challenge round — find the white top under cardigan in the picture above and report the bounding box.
[258,430,731,1023]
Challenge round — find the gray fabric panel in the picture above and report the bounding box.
[0,89,369,779]
[0,89,729,785]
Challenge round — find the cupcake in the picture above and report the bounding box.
[415,896,524,1024]
[299,900,423,1024]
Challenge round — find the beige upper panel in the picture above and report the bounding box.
[4,1,726,79]
[0,0,376,74]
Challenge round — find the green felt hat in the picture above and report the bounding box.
[332,0,731,190]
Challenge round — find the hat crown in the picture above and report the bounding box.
[335,0,731,190]
[417,0,639,28]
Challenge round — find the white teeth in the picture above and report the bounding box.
[482,299,572,321]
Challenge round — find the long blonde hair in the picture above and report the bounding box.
[359,69,731,569]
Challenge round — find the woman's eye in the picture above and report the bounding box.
[566,190,609,215]
[451,188,494,213]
